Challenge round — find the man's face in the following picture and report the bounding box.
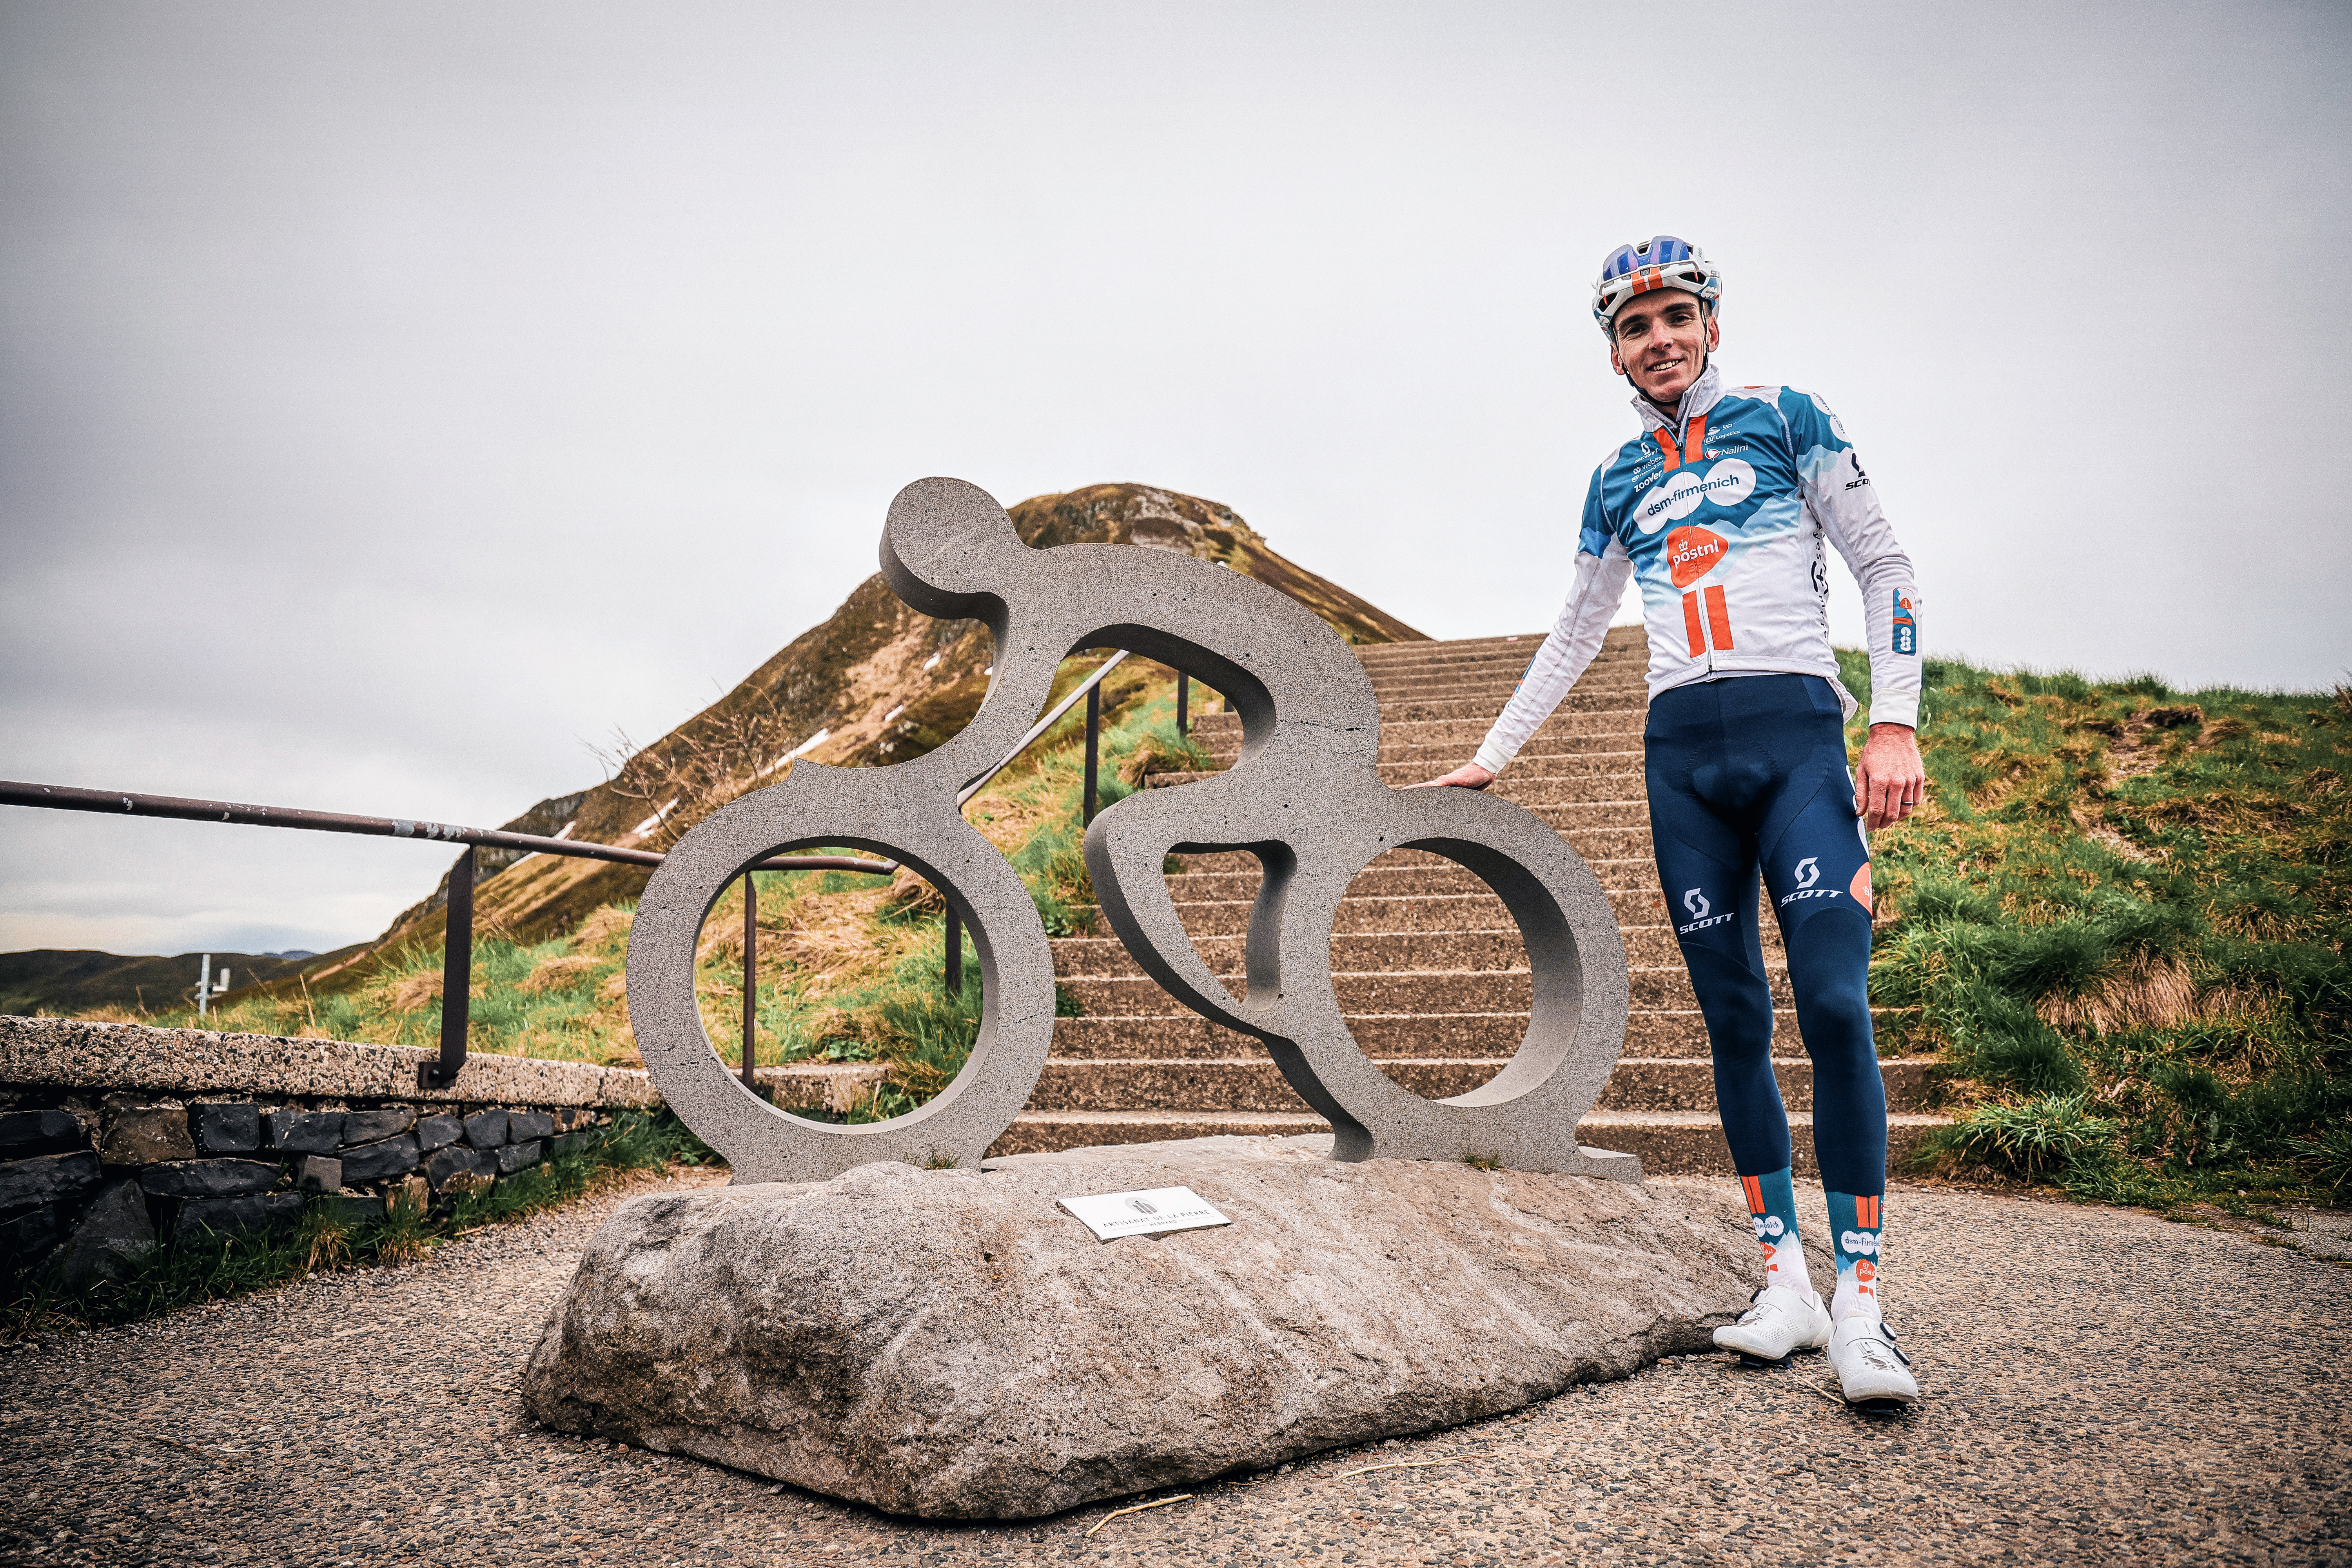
[1608,290,1719,407]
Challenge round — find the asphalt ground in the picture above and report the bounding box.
[4,1168,2348,1568]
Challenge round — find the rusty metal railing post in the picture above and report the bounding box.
[944,899,962,998]
[1082,680,1101,828]
[741,872,757,1094]
[1176,672,1189,737]
[423,844,474,1089]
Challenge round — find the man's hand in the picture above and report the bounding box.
[1855,723,1926,831]
[1410,763,1496,791]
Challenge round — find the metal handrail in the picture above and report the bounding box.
[0,778,893,1089]
[957,650,1129,806]
[0,780,893,876]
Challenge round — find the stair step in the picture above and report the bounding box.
[1166,856,1667,897]
[1368,692,1647,725]
[1061,910,1768,966]
[1023,1054,1938,1113]
[1573,1113,1950,1178]
[1082,889,1668,935]
[1194,709,1646,751]
[1051,920,1785,978]
[1365,677,1647,707]
[1071,897,1773,959]
[1352,628,1643,667]
[987,1109,1330,1159]
[1054,962,1793,1015]
[1052,927,1528,978]
[1374,764,1646,799]
[1046,1006,1908,1060]
[986,1111,1952,1176]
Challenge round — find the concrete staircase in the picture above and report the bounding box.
[987,627,1945,1174]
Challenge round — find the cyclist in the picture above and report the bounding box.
[1417,236,1925,1405]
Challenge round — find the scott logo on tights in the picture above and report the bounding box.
[1678,887,1732,933]
[1776,856,1844,908]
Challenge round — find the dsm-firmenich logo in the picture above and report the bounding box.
[1633,458,1756,534]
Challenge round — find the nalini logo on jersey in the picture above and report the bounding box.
[1665,526,1728,589]
[1892,592,1918,656]
[1678,886,1731,933]
[1632,458,1756,534]
[1776,855,1844,907]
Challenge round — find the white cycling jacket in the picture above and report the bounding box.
[1473,364,1923,776]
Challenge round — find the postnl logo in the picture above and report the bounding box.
[1633,458,1755,534]
[1666,526,1729,588]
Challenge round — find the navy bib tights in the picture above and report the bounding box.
[1643,673,1887,1197]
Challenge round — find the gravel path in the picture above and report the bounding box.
[5,1170,2348,1568]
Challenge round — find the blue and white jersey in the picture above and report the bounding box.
[1474,365,1923,775]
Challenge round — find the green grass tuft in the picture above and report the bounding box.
[1864,653,2350,1212]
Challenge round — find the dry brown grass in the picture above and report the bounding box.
[386,973,443,1014]
[888,864,947,913]
[774,888,897,996]
[2035,958,2203,1033]
[573,906,635,951]
[521,954,605,995]
[695,918,744,965]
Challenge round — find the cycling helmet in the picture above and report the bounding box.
[1592,235,1723,336]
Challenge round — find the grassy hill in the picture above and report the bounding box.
[1839,650,2351,1210]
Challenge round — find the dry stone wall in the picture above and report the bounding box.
[1,1016,658,1293]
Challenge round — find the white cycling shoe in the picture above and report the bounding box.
[1713,1284,1833,1363]
[1828,1314,1919,1405]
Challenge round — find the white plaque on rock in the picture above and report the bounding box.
[1056,1185,1230,1241]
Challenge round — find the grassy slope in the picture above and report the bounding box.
[1840,648,2352,1210]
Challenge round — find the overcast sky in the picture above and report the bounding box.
[4,0,2348,960]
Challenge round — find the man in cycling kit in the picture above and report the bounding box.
[1418,237,1926,1405]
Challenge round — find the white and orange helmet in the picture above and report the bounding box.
[1592,235,1723,336]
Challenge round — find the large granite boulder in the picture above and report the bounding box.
[522,1136,1771,1519]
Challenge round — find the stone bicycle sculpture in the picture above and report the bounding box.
[626,477,1639,1183]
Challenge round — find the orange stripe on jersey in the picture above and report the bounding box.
[1857,1195,1879,1229]
[1682,413,1708,466]
[1704,585,1734,650]
[1741,1175,1765,1214]
[1654,427,1681,474]
[1682,592,1706,658]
